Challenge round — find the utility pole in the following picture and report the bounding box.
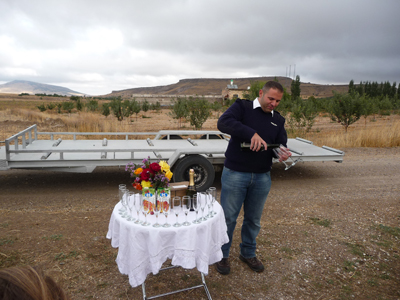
[293,64,296,79]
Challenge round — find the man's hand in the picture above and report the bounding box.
[250,133,267,152]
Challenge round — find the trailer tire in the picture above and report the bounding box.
[172,155,215,192]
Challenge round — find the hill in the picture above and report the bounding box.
[104,76,349,99]
[0,80,85,96]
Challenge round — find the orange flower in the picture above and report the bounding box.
[134,167,143,175]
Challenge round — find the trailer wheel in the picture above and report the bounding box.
[172,155,215,192]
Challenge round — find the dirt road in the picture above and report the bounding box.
[1,147,399,299]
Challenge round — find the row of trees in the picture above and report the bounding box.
[36,97,161,118]
[36,77,400,133]
[238,76,399,134]
[349,80,398,99]
[278,77,400,133]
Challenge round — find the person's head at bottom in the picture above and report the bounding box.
[0,265,69,300]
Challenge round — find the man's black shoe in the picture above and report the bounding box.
[215,258,230,275]
[239,254,264,272]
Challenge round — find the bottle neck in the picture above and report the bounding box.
[189,171,195,186]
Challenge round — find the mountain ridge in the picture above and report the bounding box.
[105,76,349,98]
[0,77,350,99]
[0,80,85,96]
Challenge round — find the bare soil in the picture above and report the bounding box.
[0,107,399,299]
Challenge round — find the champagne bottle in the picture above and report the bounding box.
[240,142,280,151]
[186,169,197,211]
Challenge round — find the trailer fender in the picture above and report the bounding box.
[172,155,215,192]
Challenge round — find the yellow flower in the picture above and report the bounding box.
[134,167,143,175]
[141,180,152,188]
[159,160,170,173]
[165,170,173,180]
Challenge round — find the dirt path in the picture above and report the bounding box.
[1,147,399,299]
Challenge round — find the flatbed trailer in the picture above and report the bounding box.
[0,125,344,191]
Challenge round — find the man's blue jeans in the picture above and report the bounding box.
[220,166,271,258]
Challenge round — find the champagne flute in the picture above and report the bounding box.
[162,196,171,228]
[118,184,126,213]
[205,189,212,218]
[273,144,299,170]
[141,198,151,226]
[172,196,182,227]
[208,187,217,217]
[199,192,207,222]
[181,196,191,226]
[133,193,142,224]
[127,191,136,222]
[121,190,129,218]
[152,197,161,228]
[192,194,201,224]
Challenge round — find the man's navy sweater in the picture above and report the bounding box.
[217,98,288,173]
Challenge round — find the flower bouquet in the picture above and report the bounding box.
[126,157,173,214]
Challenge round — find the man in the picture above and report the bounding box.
[216,81,290,275]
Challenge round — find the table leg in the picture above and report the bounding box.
[141,266,212,300]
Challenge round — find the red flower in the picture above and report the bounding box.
[132,182,142,190]
[140,168,151,181]
[149,162,161,173]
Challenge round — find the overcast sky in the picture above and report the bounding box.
[1,0,399,95]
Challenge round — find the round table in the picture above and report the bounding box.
[106,200,229,288]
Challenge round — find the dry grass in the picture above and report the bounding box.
[300,117,400,148]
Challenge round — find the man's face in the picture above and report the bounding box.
[258,88,283,113]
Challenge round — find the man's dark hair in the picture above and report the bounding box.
[262,81,284,93]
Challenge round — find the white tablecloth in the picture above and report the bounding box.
[106,200,229,287]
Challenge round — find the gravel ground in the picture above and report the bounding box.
[1,147,399,299]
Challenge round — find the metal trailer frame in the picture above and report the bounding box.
[0,124,344,190]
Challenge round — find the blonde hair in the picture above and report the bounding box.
[0,266,69,300]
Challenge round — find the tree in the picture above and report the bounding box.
[110,97,125,121]
[37,103,46,112]
[141,99,150,113]
[169,97,189,128]
[242,81,264,100]
[86,99,98,112]
[360,95,376,125]
[285,97,318,134]
[70,95,81,101]
[62,101,74,113]
[101,102,110,118]
[348,79,355,94]
[76,98,83,111]
[130,99,142,120]
[390,82,397,99]
[356,81,364,95]
[122,100,134,119]
[46,103,56,110]
[211,100,223,118]
[378,95,393,115]
[187,96,211,130]
[328,92,362,132]
[290,75,301,101]
[151,101,161,112]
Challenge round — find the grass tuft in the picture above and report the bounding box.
[309,217,331,227]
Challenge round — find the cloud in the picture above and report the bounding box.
[0,0,399,95]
